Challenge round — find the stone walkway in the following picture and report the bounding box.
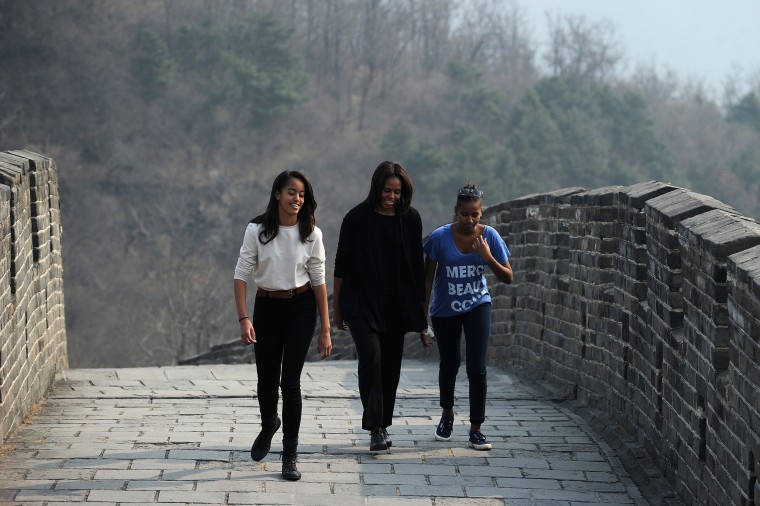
[0,360,677,505]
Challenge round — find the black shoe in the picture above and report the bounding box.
[381,427,392,448]
[281,450,301,481]
[250,416,281,461]
[435,416,454,441]
[370,427,388,452]
[468,430,492,450]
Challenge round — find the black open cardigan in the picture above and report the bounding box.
[334,201,427,333]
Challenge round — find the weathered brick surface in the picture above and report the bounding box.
[478,181,759,506]
[0,150,67,442]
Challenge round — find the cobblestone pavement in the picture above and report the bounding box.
[0,360,676,505]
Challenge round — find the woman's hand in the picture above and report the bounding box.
[419,330,434,348]
[240,318,256,345]
[472,235,493,261]
[318,328,332,359]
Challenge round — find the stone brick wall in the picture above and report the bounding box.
[0,150,67,442]
[486,181,760,505]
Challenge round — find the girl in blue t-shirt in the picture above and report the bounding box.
[422,184,513,450]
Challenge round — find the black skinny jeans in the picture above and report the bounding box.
[252,289,316,442]
[347,316,405,431]
[431,302,492,425]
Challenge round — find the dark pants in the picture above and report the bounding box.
[432,302,492,425]
[252,289,316,442]
[347,316,405,431]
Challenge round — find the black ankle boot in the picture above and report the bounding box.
[250,415,281,461]
[370,427,388,452]
[281,450,301,481]
[281,437,301,481]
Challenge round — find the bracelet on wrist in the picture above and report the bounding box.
[239,316,249,322]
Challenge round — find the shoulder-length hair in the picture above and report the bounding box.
[365,161,414,214]
[251,170,317,244]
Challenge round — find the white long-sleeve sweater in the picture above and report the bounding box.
[233,222,326,290]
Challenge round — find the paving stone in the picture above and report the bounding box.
[465,486,532,498]
[399,484,466,497]
[0,361,675,505]
[0,479,54,489]
[436,499,504,506]
[27,469,94,481]
[156,490,226,503]
[362,473,427,485]
[54,480,125,490]
[126,480,195,491]
[430,475,494,487]
[94,469,161,480]
[14,489,87,502]
[495,477,562,489]
[531,488,606,501]
[85,489,156,502]
[522,468,586,480]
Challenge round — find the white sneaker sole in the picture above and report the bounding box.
[469,441,492,450]
[435,433,452,442]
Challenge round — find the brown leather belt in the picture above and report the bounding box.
[256,283,311,299]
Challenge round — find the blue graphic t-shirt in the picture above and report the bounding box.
[423,224,510,317]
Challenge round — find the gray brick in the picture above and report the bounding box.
[156,490,226,503]
[86,490,156,503]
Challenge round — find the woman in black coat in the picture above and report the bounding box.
[333,161,427,452]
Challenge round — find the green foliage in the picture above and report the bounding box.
[506,88,564,184]
[174,12,308,128]
[732,146,760,180]
[505,76,672,189]
[446,61,505,130]
[727,92,760,133]
[132,28,175,103]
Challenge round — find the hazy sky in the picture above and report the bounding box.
[519,0,760,93]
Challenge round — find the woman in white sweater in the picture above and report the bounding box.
[233,170,331,481]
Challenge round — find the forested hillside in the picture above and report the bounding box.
[1,0,759,367]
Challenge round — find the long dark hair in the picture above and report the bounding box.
[251,170,316,244]
[365,161,414,214]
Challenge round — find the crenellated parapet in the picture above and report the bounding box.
[0,150,67,442]
[484,181,760,505]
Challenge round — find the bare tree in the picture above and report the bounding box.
[544,14,622,84]
[415,0,452,74]
[449,0,537,102]
[136,256,228,365]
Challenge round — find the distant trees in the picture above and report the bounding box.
[3,0,760,367]
[544,14,622,84]
[507,76,672,189]
[727,92,760,133]
[130,11,308,129]
[136,257,227,365]
[132,27,175,102]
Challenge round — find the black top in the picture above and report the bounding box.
[371,212,398,296]
[334,201,426,333]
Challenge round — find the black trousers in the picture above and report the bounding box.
[252,289,316,441]
[347,315,405,431]
[432,302,492,425]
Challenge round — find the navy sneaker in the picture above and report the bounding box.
[468,430,492,450]
[435,416,454,441]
